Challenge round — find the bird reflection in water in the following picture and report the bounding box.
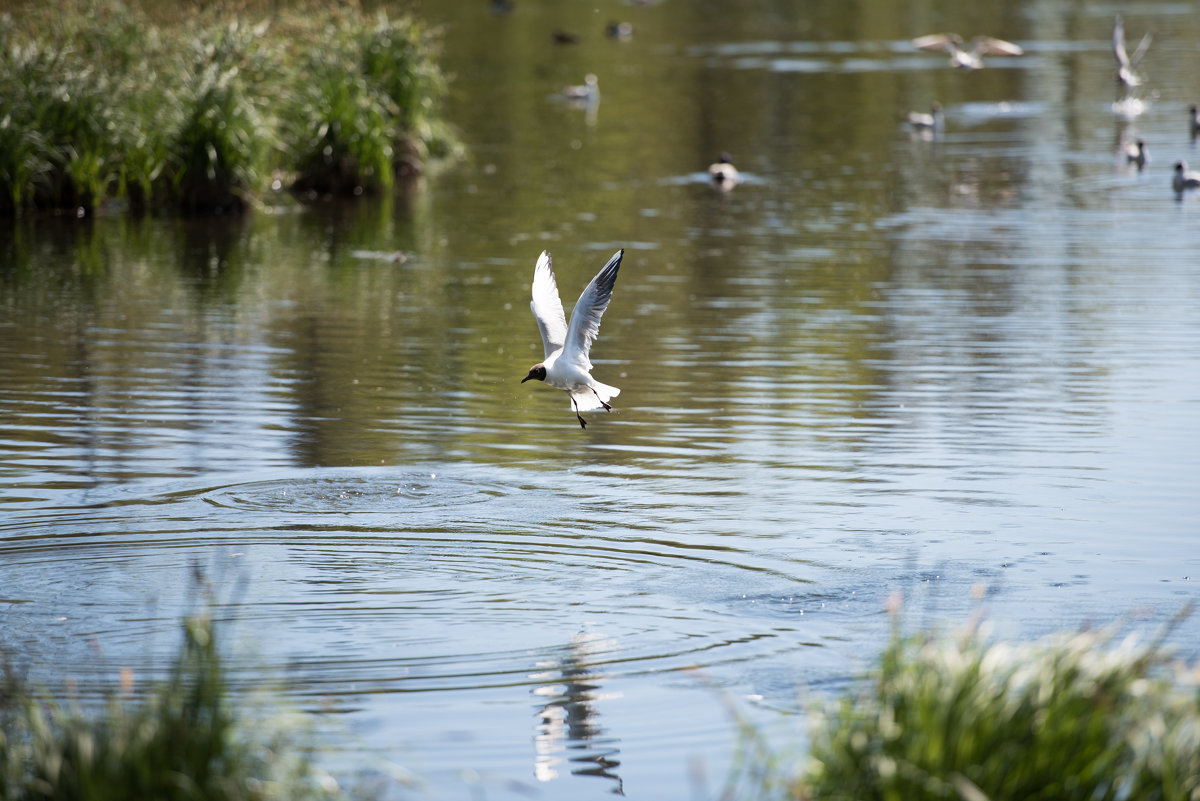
[530,631,625,795]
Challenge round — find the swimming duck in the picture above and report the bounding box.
[911,33,1024,70]
[907,102,944,133]
[1123,139,1148,170]
[1113,16,1151,88]
[1172,161,1200,193]
[606,21,634,41]
[562,73,599,101]
[708,153,739,188]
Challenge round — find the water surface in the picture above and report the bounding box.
[2,0,1199,798]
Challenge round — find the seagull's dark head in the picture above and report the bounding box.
[522,364,547,383]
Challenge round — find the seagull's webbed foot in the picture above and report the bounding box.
[577,414,588,429]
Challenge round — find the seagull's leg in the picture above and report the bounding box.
[590,387,612,411]
[572,396,588,429]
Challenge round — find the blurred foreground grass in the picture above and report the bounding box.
[0,1,459,216]
[735,607,1200,801]
[0,615,358,801]
[4,609,1197,800]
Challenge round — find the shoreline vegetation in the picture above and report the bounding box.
[0,615,359,801]
[3,610,1197,800]
[0,2,460,218]
[737,606,1200,801]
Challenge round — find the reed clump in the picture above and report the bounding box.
[730,610,1200,801]
[0,615,355,801]
[0,1,458,216]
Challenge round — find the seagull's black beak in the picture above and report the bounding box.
[520,375,533,383]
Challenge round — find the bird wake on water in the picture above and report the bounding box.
[521,249,624,429]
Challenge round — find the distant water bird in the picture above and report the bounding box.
[606,21,634,41]
[907,102,944,134]
[522,250,624,429]
[1123,138,1148,170]
[1190,105,1200,140]
[912,33,1024,70]
[1113,16,1151,88]
[552,29,580,45]
[708,152,739,188]
[489,0,514,13]
[561,73,599,101]
[1172,161,1200,194]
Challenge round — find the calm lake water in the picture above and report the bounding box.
[3,0,1200,798]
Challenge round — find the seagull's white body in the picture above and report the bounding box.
[522,249,623,428]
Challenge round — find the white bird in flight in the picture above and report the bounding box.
[1113,16,1151,88]
[911,33,1023,70]
[522,249,624,429]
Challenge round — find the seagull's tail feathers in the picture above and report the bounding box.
[571,382,620,412]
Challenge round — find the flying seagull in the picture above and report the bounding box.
[912,33,1023,70]
[1113,16,1151,88]
[522,249,624,429]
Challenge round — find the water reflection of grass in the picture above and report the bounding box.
[0,2,458,217]
[733,606,1200,801]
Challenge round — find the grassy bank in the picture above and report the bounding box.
[734,609,1200,801]
[0,2,459,216]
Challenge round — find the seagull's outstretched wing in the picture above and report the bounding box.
[1129,30,1152,67]
[1113,16,1132,68]
[562,249,623,371]
[972,35,1023,57]
[530,251,568,360]
[912,32,962,53]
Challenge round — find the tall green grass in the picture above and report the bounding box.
[0,615,355,801]
[0,2,458,216]
[736,609,1200,800]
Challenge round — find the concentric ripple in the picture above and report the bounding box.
[204,471,511,513]
[0,465,876,708]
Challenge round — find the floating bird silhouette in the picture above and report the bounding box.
[606,21,634,41]
[708,152,739,188]
[1189,105,1200,140]
[1113,16,1151,88]
[1172,162,1200,194]
[522,250,624,429]
[1123,138,1148,170]
[907,102,944,133]
[561,73,599,101]
[912,33,1023,70]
